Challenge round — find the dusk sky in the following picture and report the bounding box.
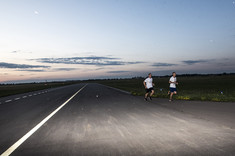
[1,0,235,83]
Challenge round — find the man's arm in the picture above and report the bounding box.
[143,81,147,88]
[169,80,178,84]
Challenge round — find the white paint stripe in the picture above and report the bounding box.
[0,102,2,104]
[33,94,37,96]
[22,96,27,98]
[14,98,20,100]
[0,84,87,156]
[104,85,131,95]
[29,95,32,97]
[5,100,12,103]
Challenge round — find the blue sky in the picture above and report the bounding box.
[0,0,235,83]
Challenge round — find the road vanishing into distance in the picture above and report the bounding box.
[0,83,235,156]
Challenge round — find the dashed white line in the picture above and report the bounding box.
[0,84,87,156]
[0,102,2,104]
[0,90,48,106]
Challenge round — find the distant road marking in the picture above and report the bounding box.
[22,96,27,98]
[33,93,37,96]
[14,98,20,101]
[0,102,2,104]
[104,85,131,95]
[28,95,32,97]
[5,100,12,103]
[0,84,87,156]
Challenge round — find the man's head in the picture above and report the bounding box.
[148,73,152,78]
[172,72,176,77]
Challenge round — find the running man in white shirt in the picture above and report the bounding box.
[169,72,178,101]
[143,73,155,101]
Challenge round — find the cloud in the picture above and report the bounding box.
[0,62,50,69]
[107,71,130,73]
[34,56,144,66]
[11,50,32,54]
[34,10,39,15]
[95,67,105,71]
[182,60,210,65]
[17,69,46,72]
[53,68,77,71]
[11,50,20,53]
[152,63,177,67]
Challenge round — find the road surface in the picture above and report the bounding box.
[0,83,235,156]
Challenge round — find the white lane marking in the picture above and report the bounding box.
[0,84,87,156]
[0,102,2,104]
[33,94,37,96]
[5,100,12,103]
[29,95,32,97]
[22,96,27,98]
[14,98,20,100]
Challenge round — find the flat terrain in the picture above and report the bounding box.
[0,81,78,97]
[93,74,235,102]
[0,83,235,156]
[1,75,235,102]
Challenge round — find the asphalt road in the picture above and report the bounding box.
[0,83,235,156]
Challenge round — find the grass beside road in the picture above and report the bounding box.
[0,81,79,98]
[1,75,235,102]
[89,75,235,102]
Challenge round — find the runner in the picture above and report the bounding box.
[169,72,178,101]
[143,73,155,101]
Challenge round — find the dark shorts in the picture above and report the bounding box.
[146,87,154,93]
[170,87,177,93]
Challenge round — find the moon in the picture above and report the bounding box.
[34,11,39,15]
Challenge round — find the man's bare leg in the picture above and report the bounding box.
[170,92,173,101]
[145,92,149,101]
[145,93,149,98]
[169,91,177,101]
[150,90,154,97]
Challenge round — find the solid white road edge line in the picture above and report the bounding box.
[0,84,87,156]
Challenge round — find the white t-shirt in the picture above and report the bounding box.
[169,76,177,88]
[144,77,153,89]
